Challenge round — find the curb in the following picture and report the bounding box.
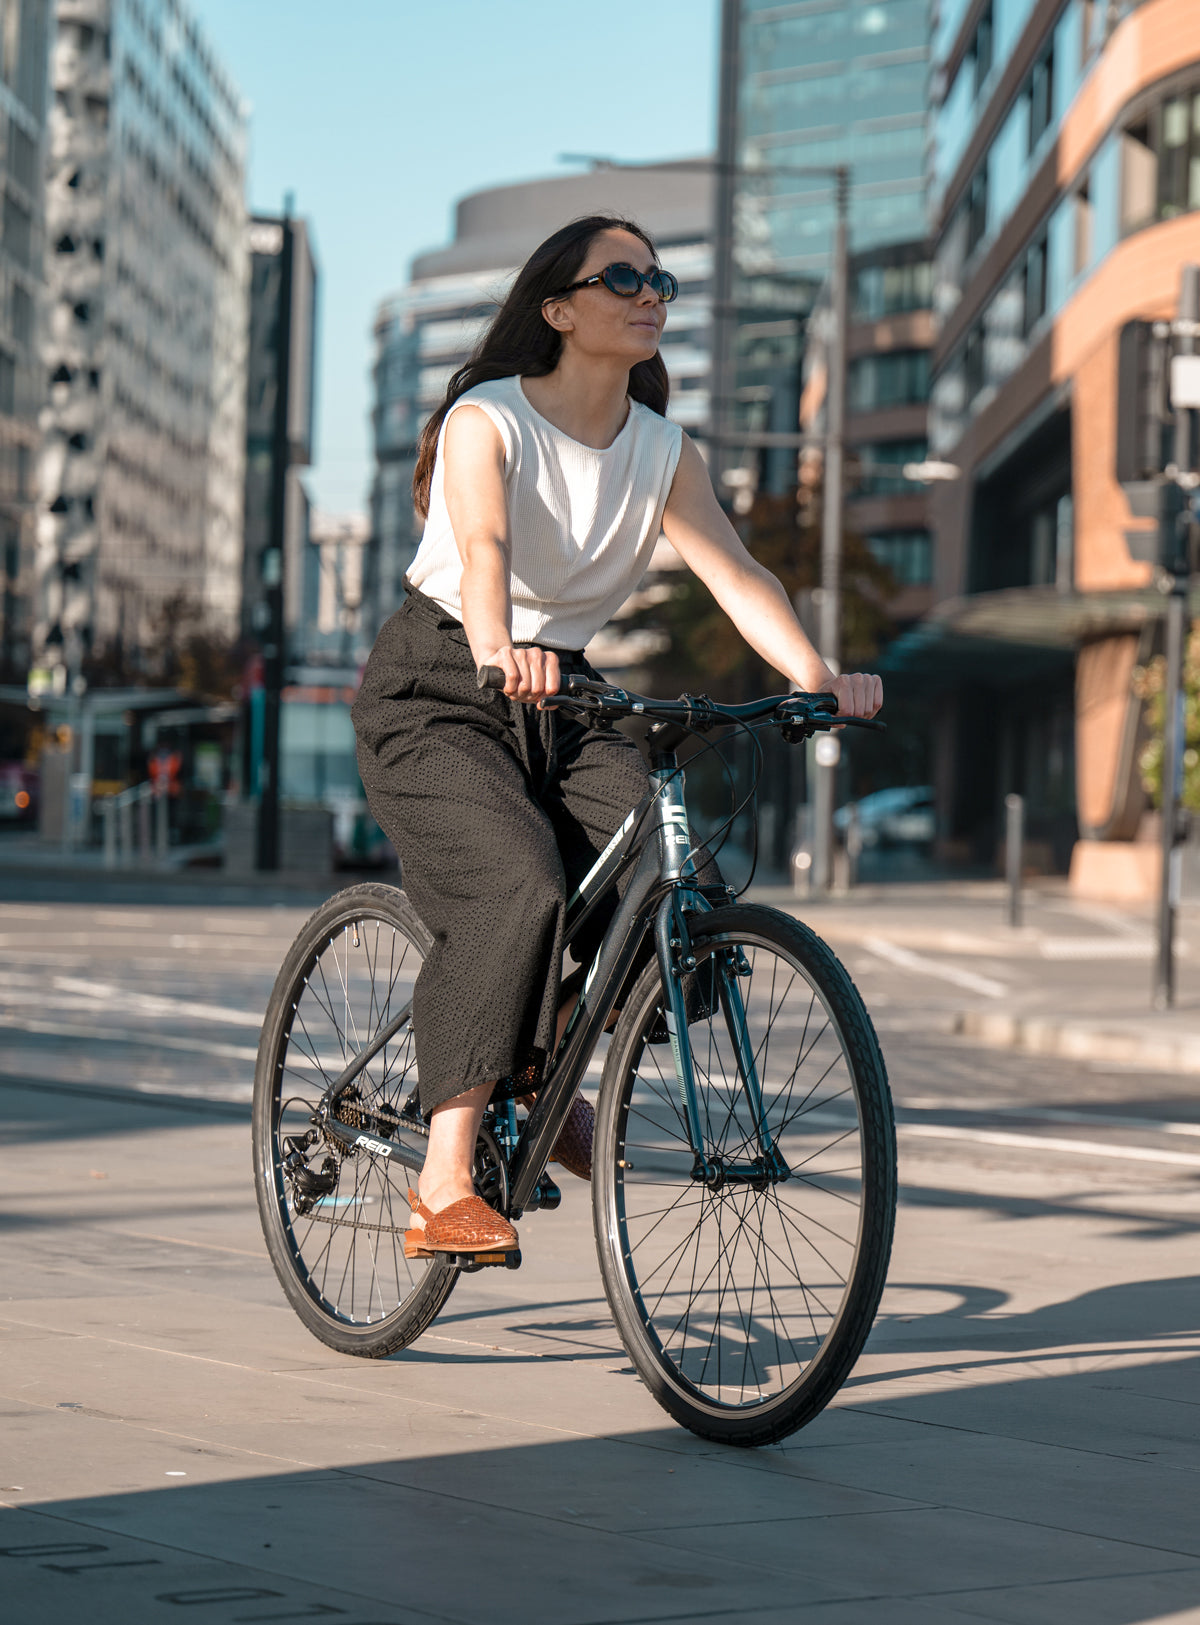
[951,1009,1200,1074]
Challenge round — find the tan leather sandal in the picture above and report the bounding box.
[549,1094,593,1182]
[404,1189,519,1259]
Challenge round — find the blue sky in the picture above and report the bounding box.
[190,0,719,516]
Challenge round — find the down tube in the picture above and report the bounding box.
[508,835,665,1212]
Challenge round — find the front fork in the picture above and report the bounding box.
[652,890,787,1188]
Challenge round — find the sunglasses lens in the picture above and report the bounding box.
[652,270,679,303]
[603,264,643,297]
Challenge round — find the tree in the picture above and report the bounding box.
[630,483,898,701]
[1134,625,1200,810]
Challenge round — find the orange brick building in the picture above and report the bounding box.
[898,0,1200,892]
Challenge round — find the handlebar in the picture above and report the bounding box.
[475,666,884,735]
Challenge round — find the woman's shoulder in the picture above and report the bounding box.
[628,399,684,457]
[443,377,523,458]
[451,375,522,416]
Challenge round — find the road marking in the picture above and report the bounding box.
[901,1121,1200,1168]
[53,976,265,1028]
[862,936,1007,998]
[1038,937,1159,960]
[0,1013,259,1061]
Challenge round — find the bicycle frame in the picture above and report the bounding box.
[316,748,784,1215]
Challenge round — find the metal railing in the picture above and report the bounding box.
[99,782,169,868]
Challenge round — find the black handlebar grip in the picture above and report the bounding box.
[476,664,507,691]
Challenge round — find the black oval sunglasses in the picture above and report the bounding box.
[548,262,679,304]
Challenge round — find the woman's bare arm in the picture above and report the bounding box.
[661,434,882,718]
[442,406,559,701]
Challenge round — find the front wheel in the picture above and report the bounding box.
[593,904,896,1447]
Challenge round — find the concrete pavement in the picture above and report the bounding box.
[2,893,1200,1620]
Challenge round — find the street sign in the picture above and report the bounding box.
[1171,353,1200,409]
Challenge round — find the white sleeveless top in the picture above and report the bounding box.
[407,374,684,651]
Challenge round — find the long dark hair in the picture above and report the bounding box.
[412,214,670,518]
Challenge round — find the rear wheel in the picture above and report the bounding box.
[593,904,896,1446]
[252,883,458,1357]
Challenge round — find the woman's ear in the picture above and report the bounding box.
[541,296,575,336]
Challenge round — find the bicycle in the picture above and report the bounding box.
[252,675,897,1447]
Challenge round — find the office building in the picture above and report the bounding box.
[0,0,51,679]
[370,162,713,635]
[911,0,1200,889]
[719,0,934,608]
[37,0,247,685]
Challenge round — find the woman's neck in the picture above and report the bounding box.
[520,352,631,449]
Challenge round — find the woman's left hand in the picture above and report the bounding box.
[828,672,883,720]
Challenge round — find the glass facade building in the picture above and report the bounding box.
[723,0,935,592]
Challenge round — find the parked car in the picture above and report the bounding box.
[834,785,935,848]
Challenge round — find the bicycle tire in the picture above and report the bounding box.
[252,882,458,1357]
[593,903,896,1446]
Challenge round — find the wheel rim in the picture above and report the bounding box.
[611,929,875,1413]
[268,907,437,1327]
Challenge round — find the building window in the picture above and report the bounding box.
[1074,178,1093,275]
[2,193,31,270]
[1159,90,1200,219]
[848,350,931,410]
[972,4,994,95]
[11,284,33,347]
[866,528,932,586]
[853,260,932,319]
[966,168,988,257]
[853,438,929,494]
[963,324,985,402]
[1028,45,1055,150]
[1023,233,1048,334]
[1119,88,1200,232]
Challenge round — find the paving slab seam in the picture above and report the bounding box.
[581,1565,1200,1625]
[0,1387,329,1472]
[0,1501,464,1624]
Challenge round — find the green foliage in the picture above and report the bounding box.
[1134,624,1200,810]
[629,486,897,702]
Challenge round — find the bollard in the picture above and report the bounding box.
[846,802,862,891]
[102,799,116,869]
[1005,792,1024,928]
[155,787,169,862]
[137,789,152,860]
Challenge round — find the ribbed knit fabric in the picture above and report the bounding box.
[407,374,684,651]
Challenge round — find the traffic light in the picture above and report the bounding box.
[1115,319,1171,485]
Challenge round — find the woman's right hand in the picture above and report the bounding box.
[484,644,561,703]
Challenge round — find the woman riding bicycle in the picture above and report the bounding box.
[352,214,883,1262]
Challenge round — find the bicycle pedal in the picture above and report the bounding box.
[454,1248,522,1272]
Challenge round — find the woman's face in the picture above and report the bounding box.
[544,228,668,365]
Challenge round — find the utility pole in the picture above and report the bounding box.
[256,199,295,872]
[710,0,742,491]
[810,168,850,894]
[1154,262,1199,1009]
